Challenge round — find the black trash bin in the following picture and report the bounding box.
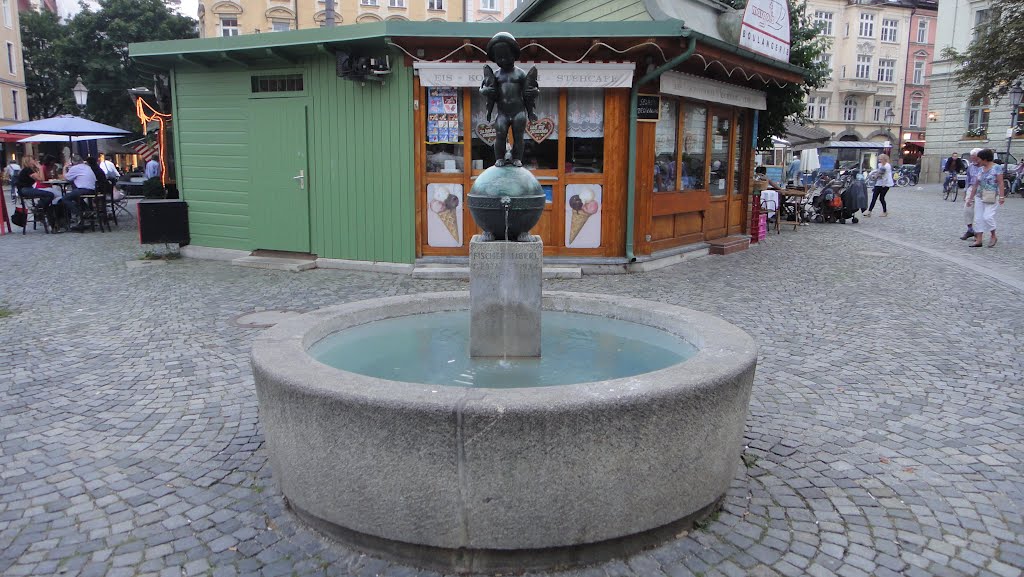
[138,199,189,245]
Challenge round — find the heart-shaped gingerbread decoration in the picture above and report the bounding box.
[527,118,555,143]
[475,123,497,146]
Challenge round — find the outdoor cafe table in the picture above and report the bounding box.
[41,179,71,196]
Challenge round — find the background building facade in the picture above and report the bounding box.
[924,0,1019,183]
[196,0,522,36]
[2,0,29,133]
[802,0,936,163]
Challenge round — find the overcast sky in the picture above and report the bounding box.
[57,0,200,21]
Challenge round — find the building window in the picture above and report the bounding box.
[653,99,678,192]
[815,52,832,75]
[973,10,990,42]
[361,0,378,5]
[881,18,898,42]
[873,99,893,122]
[2,0,10,28]
[855,55,871,79]
[877,59,895,83]
[859,13,874,38]
[389,0,405,6]
[270,20,290,31]
[219,17,239,36]
[566,88,604,174]
[817,97,829,120]
[843,97,858,122]
[917,19,928,43]
[681,102,707,191]
[480,0,495,10]
[967,98,989,135]
[913,60,925,84]
[250,73,304,93]
[427,87,464,172]
[909,101,921,127]
[5,42,13,75]
[806,96,816,118]
[429,0,443,8]
[814,11,833,36]
[11,89,18,119]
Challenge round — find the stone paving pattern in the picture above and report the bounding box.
[0,185,1021,577]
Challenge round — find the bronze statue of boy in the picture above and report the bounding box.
[481,32,539,167]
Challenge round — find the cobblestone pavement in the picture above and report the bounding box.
[1,187,1021,577]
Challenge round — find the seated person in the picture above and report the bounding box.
[754,166,785,190]
[62,155,98,227]
[15,156,54,210]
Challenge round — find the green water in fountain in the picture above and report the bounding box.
[308,311,696,388]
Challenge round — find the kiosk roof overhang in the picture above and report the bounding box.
[130,20,805,83]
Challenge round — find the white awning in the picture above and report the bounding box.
[660,71,767,110]
[412,61,636,88]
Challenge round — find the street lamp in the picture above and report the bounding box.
[72,77,89,112]
[884,107,896,157]
[1004,81,1023,167]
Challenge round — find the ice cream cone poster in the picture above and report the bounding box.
[565,184,601,248]
[427,184,463,247]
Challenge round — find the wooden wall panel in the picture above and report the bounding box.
[651,214,674,241]
[307,50,416,263]
[174,68,253,251]
[674,212,702,237]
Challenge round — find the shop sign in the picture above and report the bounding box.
[636,94,661,122]
[660,72,766,110]
[414,62,635,88]
[738,0,791,62]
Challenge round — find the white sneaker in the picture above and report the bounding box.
[864,212,871,217]
[880,212,888,217]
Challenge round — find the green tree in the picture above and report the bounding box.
[20,9,70,119]
[722,1,831,148]
[941,0,1024,103]
[20,0,196,127]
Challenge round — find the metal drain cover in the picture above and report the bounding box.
[234,310,304,328]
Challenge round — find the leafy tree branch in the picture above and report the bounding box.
[941,0,1024,103]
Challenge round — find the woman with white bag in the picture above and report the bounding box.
[965,148,1006,248]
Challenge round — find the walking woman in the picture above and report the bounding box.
[865,154,894,217]
[965,148,1005,247]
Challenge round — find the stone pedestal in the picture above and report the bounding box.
[469,235,542,357]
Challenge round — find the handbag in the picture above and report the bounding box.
[981,186,998,204]
[11,206,26,227]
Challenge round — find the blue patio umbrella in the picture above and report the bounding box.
[1,115,131,137]
[1,114,132,162]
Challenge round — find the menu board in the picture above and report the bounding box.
[427,87,461,144]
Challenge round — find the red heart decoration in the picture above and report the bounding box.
[527,118,555,143]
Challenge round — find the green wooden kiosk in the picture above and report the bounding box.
[130,8,805,269]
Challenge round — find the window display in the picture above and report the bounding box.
[709,112,730,196]
[566,89,604,174]
[426,87,464,173]
[681,103,706,190]
[472,90,558,170]
[732,111,745,194]
[654,99,678,192]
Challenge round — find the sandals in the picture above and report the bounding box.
[988,238,997,248]
[969,243,983,247]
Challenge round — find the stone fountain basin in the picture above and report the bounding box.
[252,291,757,571]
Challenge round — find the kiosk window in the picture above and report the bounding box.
[472,90,558,170]
[566,88,604,174]
[653,99,678,192]
[426,87,464,173]
[709,112,730,196]
[732,111,745,194]
[681,103,707,191]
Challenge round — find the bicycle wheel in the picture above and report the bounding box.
[943,181,952,200]
[951,186,958,203]
[897,176,909,187]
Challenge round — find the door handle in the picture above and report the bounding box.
[293,170,305,190]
